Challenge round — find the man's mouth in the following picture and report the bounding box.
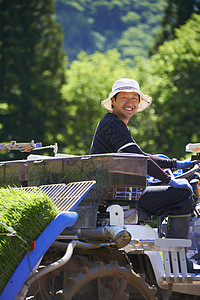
[124,107,133,111]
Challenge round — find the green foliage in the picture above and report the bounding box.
[61,49,134,154]
[0,187,58,293]
[55,0,167,62]
[134,14,200,158]
[60,13,200,158]
[0,0,66,160]
[117,24,156,60]
[1,0,199,162]
[150,0,200,54]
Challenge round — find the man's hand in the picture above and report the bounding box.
[169,177,193,193]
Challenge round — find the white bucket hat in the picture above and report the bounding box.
[101,78,152,112]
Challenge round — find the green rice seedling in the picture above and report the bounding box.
[0,187,59,294]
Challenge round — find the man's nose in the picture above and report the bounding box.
[127,98,137,104]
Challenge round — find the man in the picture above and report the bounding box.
[90,78,195,239]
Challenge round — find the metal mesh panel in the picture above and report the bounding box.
[39,181,95,211]
[21,181,96,211]
[114,186,144,201]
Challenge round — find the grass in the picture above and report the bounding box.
[0,187,58,294]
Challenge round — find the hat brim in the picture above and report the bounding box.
[101,89,152,112]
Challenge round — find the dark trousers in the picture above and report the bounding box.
[138,186,195,217]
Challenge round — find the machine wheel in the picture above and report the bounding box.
[25,255,157,300]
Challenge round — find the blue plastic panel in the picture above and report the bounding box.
[0,211,78,300]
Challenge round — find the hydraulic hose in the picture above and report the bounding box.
[18,240,77,299]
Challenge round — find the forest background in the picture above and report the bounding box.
[0,0,200,160]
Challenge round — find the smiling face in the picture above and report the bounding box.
[111,91,140,125]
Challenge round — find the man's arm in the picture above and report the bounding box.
[144,153,177,169]
[119,145,171,184]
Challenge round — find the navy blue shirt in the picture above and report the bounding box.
[90,113,175,184]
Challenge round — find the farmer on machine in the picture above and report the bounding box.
[90,78,195,239]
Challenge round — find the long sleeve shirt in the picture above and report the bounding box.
[90,113,176,184]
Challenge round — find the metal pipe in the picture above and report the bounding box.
[18,240,77,299]
[53,240,110,250]
[77,226,131,248]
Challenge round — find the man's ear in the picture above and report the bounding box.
[111,96,115,107]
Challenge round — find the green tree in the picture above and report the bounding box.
[55,1,95,62]
[0,0,66,160]
[117,24,156,60]
[135,14,200,159]
[150,0,200,54]
[61,49,135,154]
[55,0,166,62]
